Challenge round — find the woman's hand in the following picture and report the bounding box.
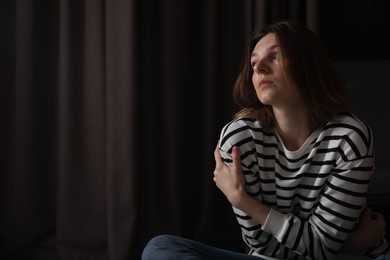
[213,144,246,207]
[342,207,387,252]
[213,144,270,224]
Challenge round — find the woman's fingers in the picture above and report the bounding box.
[214,143,223,168]
[231,146,241,173]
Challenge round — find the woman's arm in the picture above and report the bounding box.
[213,145,270,224]
[341,207,387,252]
[214,144,386,255]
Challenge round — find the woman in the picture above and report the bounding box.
[142,20,389,260]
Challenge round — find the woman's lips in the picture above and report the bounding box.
[259,80,272,88]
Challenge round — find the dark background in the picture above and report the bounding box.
[320,0,390,61]
[1,0,389,259]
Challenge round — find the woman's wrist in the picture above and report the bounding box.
[233,191,270,225]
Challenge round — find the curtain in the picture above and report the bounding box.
[1,0,319,259]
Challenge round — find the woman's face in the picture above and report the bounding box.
[250,33,302,109]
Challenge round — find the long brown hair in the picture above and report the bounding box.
[233,20,350,131]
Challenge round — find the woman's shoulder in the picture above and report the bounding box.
[221,117,260,132]
[219,117,271,148]
[321,113,374,154]
[324,113,373,136]
[220,117,267,139]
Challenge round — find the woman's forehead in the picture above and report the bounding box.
[251,33,278,57]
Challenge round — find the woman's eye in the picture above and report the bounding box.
[272,52,279,60]
[251,61,257,69]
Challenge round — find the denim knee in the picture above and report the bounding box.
[142,235,177,259]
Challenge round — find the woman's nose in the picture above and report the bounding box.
[253,61,268,74]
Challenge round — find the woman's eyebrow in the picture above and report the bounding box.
[251,44,278,58]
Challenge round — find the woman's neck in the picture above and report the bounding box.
[273,107,311,151]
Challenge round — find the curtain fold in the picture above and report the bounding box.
[57,0,107,258]
[2,1,319,259]
[105,0,136,259]
[2,0,59,255]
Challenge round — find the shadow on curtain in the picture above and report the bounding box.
[1,0,318,259]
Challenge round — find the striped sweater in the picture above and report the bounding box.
[218,114,388,260]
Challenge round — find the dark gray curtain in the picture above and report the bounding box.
[1,0,319,259]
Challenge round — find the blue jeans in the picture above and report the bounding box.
[142,234,390,260]
[376,253,390,260]
[141,235,263,260]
